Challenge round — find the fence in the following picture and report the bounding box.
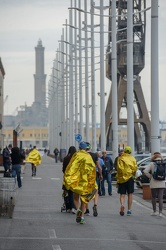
[0,177,17,218]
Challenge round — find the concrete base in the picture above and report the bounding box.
[142,184,152,200]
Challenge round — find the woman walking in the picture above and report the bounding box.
[144,153,165,217]
[62,146,77,213]
[11,147,23,188]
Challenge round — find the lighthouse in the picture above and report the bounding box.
[34,39,47,106]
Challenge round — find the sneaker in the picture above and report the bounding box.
[80,217,86,224]
[71,208,76,214]
[127,210,132,216]
[93,205,98,217]
[120,205,125,216]
[151,211,157,216]
[76,209,82,223]
[159,213,163,217]
[84,209,90,216]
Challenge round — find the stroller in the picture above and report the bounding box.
[61,189,70,212]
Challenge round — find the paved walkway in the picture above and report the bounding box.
[0,155,166,250]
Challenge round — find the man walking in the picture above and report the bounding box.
[3,144,12,174]
[116,146,137,216]
[63,141,98,224]
[101,150,113,196]
[54,147,59,163]
[84,143,103,217]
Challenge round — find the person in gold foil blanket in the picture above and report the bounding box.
[63,141,98,224]
[26,146,41,176]
[116,146,137,217]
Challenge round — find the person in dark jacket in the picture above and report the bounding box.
[101,150,113,196]
[11,147,23,188]
[3,144,12,173]
[54,147,59,163]
[62,146,77,213]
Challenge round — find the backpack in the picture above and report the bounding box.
[153,162,166,181]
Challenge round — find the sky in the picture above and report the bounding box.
[0,0,166,122]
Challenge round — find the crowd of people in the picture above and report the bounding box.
[62,143,138,224]
[2,142,166,224]
[63,143,166,224]
[2,144,42,187]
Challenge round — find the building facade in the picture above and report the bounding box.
[3,126,48,149]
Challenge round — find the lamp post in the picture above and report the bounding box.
[127,0,134,154]
[69,2,75,146]
[111,0,118,160]
[99,0,106,151]
[84,0,90,142]
[151,0,160,153]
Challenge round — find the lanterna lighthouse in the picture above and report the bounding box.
[34,39,47,107]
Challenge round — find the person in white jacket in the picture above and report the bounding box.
[143,153,166,217]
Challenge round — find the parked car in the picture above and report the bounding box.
[134,153,151,162]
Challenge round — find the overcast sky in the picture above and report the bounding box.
[1,0,166,122]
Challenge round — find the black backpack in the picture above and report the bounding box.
[153,162,166,181]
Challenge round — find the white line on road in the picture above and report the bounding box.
[32,177,42,179]
[133,200,166,218]
[0,236,166,244]
[48,229,57,239]
[133,200,151,210]
[51,178,60,180]
[52,245,61,250]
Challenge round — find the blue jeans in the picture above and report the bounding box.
[55,155,58,163]
[12,164,22,188]
[4,162,10,172]
[101,172,112,195]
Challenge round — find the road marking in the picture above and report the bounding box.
[52,245,61,250]
[133,200,166,218]
[51,178,60,180]
[48,229,57,239]
[0,237,166,244]
[32,177,42,180]
[133,200,150,210]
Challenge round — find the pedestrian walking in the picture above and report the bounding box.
[3,144,12,175]
[84,143,103,217]
[26,146,41,176]
[143,153,165,217]
[62,146,77,213]
[101,150,113,196]
[114,149,124,171]
[54,147,59,163]
[11,147,24,188]
[116,146,137,216]
[63,141,98,224]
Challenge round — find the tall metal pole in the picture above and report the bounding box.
[54,52,59,150]
[127,0,134,153]
[57,45,61,149]
[65,19,69,150]
[111,0,118,160]
[84,0,90,142]
[91,0,96,152]
[61,29,66,151]
[74,0,78,142]
[78,0,84,140]
[69,1,74,146]
[151,0,160,153]
[100,0,106,150]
